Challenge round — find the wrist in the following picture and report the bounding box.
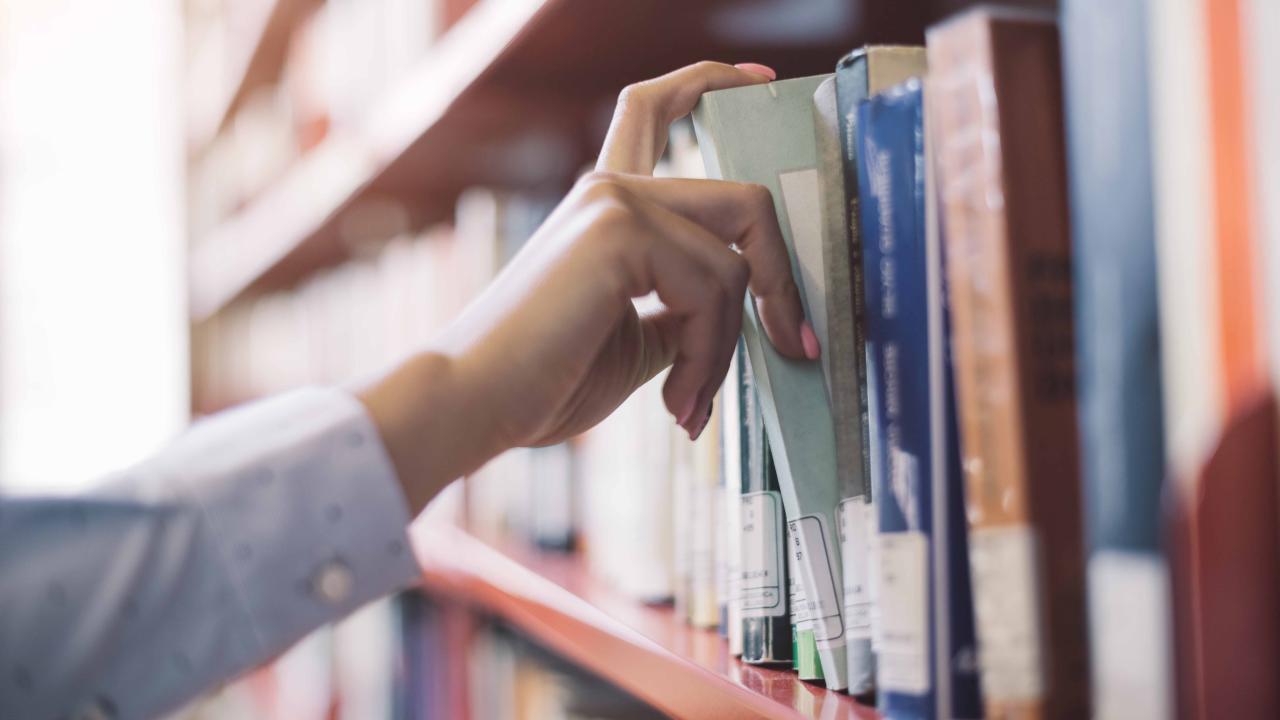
[357,351,507,516]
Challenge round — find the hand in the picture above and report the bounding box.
[360,61,816,514]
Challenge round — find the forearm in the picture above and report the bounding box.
[356,351,509,516]
[0,388,421,719]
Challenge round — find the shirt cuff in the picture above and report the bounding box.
[162,387,421,661]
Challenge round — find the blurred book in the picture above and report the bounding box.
[1060,1,1173,717]
[927,7,1088,718]
[1149,0,1280,715]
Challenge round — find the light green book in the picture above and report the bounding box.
[693,74,848,691]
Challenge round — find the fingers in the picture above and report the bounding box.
[597,61,775,175]
[582,184,747,436]
[637,201,749,438]
[580,173,810,360]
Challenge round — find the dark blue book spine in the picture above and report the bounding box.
[856,81,933,719]
[1063,0,1171,716]
[1063,0,1164,560]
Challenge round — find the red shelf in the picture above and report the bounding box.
[410,491,881,720]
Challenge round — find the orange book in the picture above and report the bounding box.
[926,8,1088,719]
[1151,0,1280,716]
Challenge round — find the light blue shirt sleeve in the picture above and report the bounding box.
[0,387,422,720]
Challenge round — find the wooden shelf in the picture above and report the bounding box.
[409,489,881,720]
[187,0,928,319]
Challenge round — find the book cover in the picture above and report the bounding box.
[831,44,928,697]
[855,79,981,720]
[927,7,1089,718]
[693,75,848,689]
[1060,1,1172,717]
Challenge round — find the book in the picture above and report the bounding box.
[811,74,875,694]
[721,350,745,656]
[926,7,1089,718]
[1148,0,1280,715]
[831,44,928,697]
[854,79,981,720]
[1060,1,1173,717]
[736,345,793,666]
[693,75,849,690]
[690,395,724,629]
[1247,0,1280,393]
[579,371,675,603]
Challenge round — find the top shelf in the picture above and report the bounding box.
[188,0,322,152]
[410,488,881,720]
[186,0,929,319]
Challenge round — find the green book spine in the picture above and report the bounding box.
[738,344,793,665]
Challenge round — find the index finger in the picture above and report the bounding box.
[597,61,776,175]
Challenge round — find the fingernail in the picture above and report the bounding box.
[800,321,821,360]
[690,400,714,441]
[734,62,777,81]
[676,396,697,427]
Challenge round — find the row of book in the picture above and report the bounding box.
[663,1,1279,719]
[185,0,478,238]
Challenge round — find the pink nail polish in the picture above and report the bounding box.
[734,62,777,81]
[676,397,697,427]
[800,321,821,360]
[689,401,714,441]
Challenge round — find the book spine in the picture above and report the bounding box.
[834,52,878,683]
[926,82,984,720]
[813,74,876,696]
[720,352,742,650]
[856,81,937,719]
[738,347,792,665]
[1061,1,1172,718]
[690,397,723,628]
[927,9,1088,718]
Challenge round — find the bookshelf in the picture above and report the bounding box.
[187,0,323,152]
[186,0,926,319]
[412,489,881,720]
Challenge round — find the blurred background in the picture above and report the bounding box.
[0,0,1056,718]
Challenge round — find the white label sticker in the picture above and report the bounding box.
[1089,552,1171,720]
[839,498,873,639]
[877,531,930,693]
[968,525,1046,701]
[738,491,785,617]
[789,515,845,647]
[867,498,882,651]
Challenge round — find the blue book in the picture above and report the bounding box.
[855,80,980,720]
[1062,1,1171,717]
